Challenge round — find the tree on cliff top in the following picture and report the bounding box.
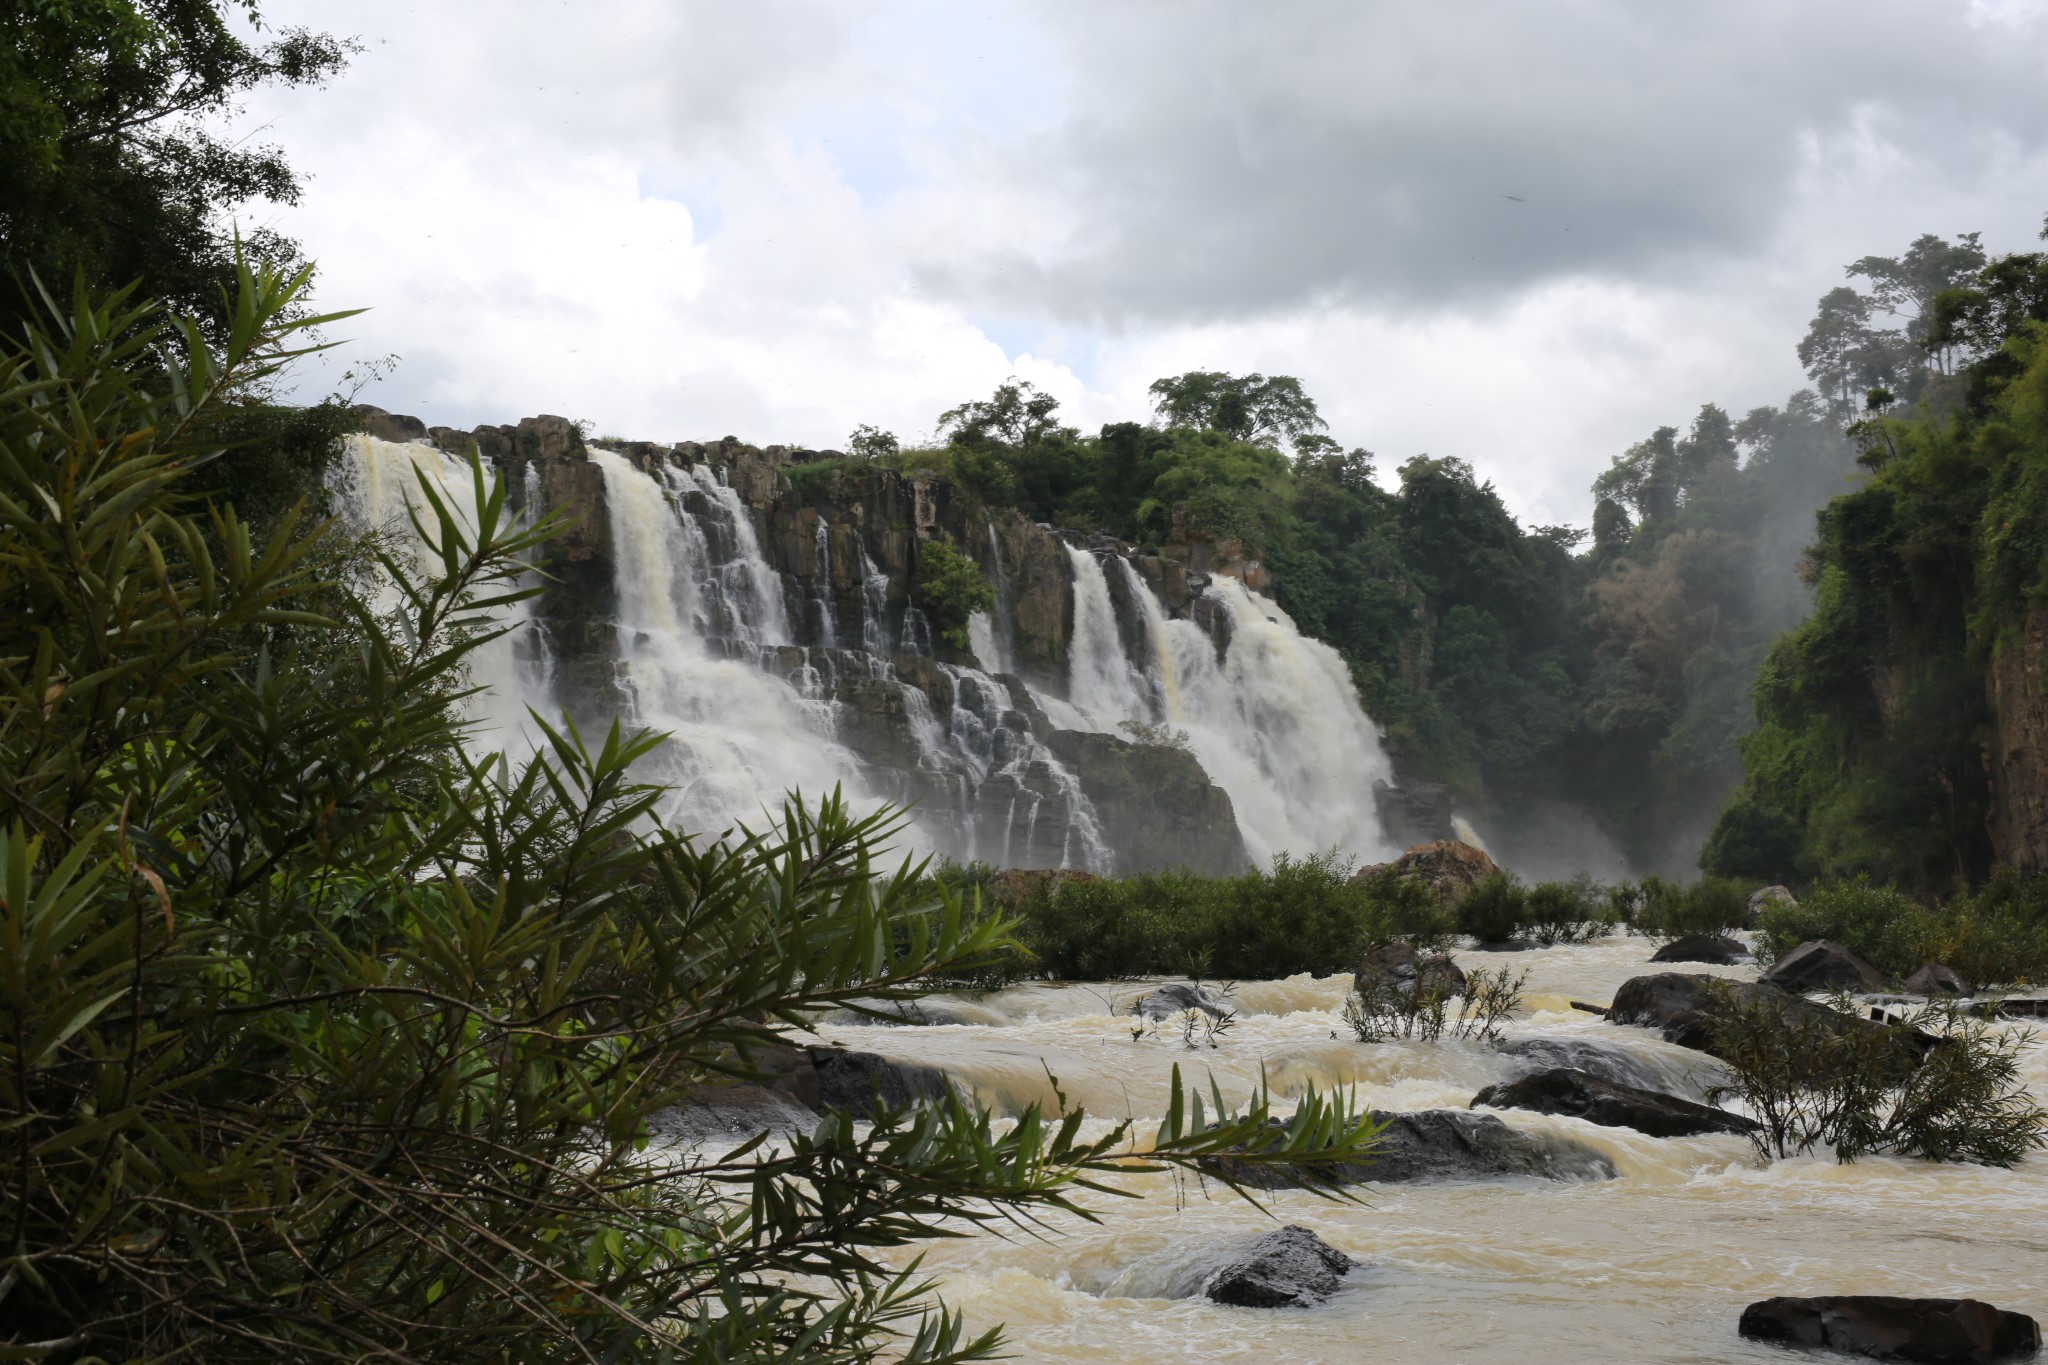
[0,0,354,339]
[1148,370,1329,451]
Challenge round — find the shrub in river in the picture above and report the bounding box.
[0,270,1386,1360]
[1633,874,1751,941]
[1706,986,2048,1166]
[1457,871,1528,943]
[1754,872,2048,985]
[996,852,1450,981]
[1524,875,1617,945]
[1342,966,1526,1044]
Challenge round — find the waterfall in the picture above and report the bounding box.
[975,517,1017,675]
[1064,544,1157,721]
[589,450,873,834]
[808,519,839,648]
[1063,547,1395,863]
[327,434,552,756]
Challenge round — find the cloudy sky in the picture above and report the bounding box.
[246,0,2048,525]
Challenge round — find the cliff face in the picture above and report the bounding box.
[1987,607,2048,872]
[352,408,1247,875]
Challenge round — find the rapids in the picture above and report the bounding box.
[805,937,2048,1363]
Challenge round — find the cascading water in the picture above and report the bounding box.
[1064,545,1396,863]
[590,449,873,834]
[326,434,553,756]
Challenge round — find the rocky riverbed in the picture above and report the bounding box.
[756,936,2048,1363]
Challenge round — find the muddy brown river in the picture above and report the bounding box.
[798,938,2048,1363]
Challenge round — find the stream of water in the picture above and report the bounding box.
[805,938,2048,1363]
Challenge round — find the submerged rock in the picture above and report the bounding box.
[1650,933,1749,965]
[1738,1295,2040,1363]
[1762,940,1888,993]
[1353,941,1467,998]
[1135,982,1235,1021]
[805,1047,954,1110]
[1471,1067,1760,1139]
[1203,1226,1355,1308]
[1905,963,1973,997]
[1494,1036,1686,1095]
[1368,1110,1617,1183]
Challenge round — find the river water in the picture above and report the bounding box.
[804,938,2048,1363]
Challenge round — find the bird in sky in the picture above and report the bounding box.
[1501,194,1526,203]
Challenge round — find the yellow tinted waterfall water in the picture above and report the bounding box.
[802,938,2047,1363]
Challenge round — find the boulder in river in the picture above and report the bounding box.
[1203,1226,1355,1308]
[1495,1036,1693,1096]
[1204,1110,1615,1188]
[1354,941,1467,998]
[1650,933,1749,965]
[1738,1295,2040,1363]
[1354,839,1498,904]
[1747,884,1798,928]
[1135,981,1235,1021]
[1761,939,1888,993]
[1471,1067,1760,1139]
[1607,972,1932,1067]
[806,1047,954,1110]
[1905,963,1973,997]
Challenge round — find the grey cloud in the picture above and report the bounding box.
[917,0,2048,322]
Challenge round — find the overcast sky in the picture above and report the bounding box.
[245,0,2048,526]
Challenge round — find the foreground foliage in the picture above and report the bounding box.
[0,272,1385,1361]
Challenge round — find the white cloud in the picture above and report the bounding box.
[243,0,2048,526]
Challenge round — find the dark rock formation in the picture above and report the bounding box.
[1650,933,1749,965]
[1354,942,1467,998]
[1763,940,1888,993]
[1495,1037,1686,1095]
[1738,1295,2040,1363]
[1136,982,1234,1022]
[1044,728,1246,875]
[1607,972,1927,1066]
[805,1047,954,1110]
[1906,963,1973,996]
[1371,779,1454,847]
[1203,1226,1354,1308]
[1366,1110,1617,1183]
[1988,604,2048,874]
[1471,1067,1760,1139]
[1355,840,1498,903]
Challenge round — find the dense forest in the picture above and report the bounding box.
[879,311,1873,875]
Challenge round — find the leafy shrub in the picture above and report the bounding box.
[1634,875,1750,940]
[1755,871,2048,984]
[1343,966,1526,1044]
[1708,988,2047,1166]
[1524,875,1616,945]
[1357,869,1459,953]
[1457,871,1527,944]
[914,537,996,650]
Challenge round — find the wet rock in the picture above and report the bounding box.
[1495,1036,1685,1095]
[350,404,427,443]
[1135,982,1234,1022]
[1471,1067,1760,1139]
[1203,1226,1354,1308]
[1366,1110,1617,1183]
[1738,1295,2040,1363]
[1762,940,1888,993]
[651,1083,821,1144]
[1906,963,1973,997]
[1354,941,1468,998]
[1044,728,1247,877]
[1607,972,1927,1067]
[1371,778,1455,847]
[805,1047,954,1110]
[1747,884,1798,928]
[1650,933,1749,965]
[1354,840,1498,904]
[827,998,985,1027]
